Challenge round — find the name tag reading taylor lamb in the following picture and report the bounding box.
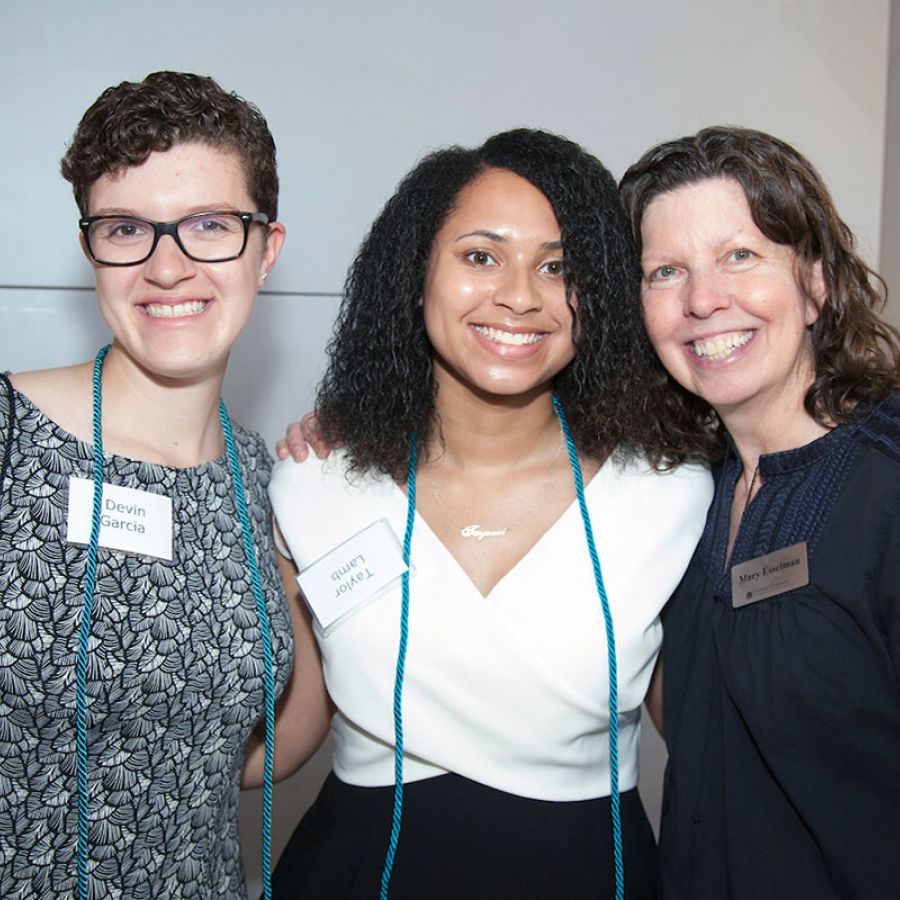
[731,541,809,608]
[296,519,409,631]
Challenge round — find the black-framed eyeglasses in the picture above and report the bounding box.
[79,210,270,266]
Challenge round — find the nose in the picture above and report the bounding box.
[142,234,196,287]
[683,269,730,318]
[494,262,541,314]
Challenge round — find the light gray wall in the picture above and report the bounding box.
[0,2,892,894]
[882,0,900,326]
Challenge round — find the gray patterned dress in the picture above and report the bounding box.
[0,378,294,899]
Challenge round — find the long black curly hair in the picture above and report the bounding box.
[317,128,673,479]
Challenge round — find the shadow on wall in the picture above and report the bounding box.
[2,290,110,372]
[223,294,341,446]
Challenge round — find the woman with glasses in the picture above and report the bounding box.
[0,72,329,899]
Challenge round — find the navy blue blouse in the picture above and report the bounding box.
[660,395,900,900]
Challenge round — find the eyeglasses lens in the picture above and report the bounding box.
[88,213,247,264]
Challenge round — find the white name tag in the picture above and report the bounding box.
[731,541,809,608]
[66,477,173,561]
[297,519,409,632]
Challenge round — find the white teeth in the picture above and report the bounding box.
[473,325,544,346]
[144,301,207,319]
[692,330,753,360]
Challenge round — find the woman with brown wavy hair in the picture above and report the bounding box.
[620,126,900,899]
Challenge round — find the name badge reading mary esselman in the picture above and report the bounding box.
[66,476,173,561]
[296,519,409,633]
[731,541,809,608]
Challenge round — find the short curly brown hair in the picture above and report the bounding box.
[61,71,278,219]
[620,125,900,462]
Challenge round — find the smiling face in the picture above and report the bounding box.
[85,142,284,384]
[423,168,575,402]
[639,177,822,423]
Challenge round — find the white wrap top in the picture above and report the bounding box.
[270,450,711,801]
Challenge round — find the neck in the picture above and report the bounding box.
[427,377,561,473]
[97,344,227,467]
[717,375,829,477]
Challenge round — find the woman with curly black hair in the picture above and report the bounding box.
[268,129,712,899]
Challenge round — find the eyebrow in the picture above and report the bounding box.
[90,204,241,218]
[454,229,563,251]
[641,227,754,262]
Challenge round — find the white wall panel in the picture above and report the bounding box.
[0,0,889,296]
[881,0,900,326]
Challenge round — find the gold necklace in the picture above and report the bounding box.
[428,434,565,540]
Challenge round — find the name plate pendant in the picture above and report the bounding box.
[296,518,409,632]
[731,541,809,608]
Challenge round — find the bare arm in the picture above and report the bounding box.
[243,546,334,787]
[644,654,664,739]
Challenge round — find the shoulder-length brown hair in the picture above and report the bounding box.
[620,125,900,462]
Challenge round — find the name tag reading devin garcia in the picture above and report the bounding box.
[731,541,809,608]
[296,519,409,632]
[66,477,173,561]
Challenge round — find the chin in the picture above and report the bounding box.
[477,379,556,402]
[139,349,226,385]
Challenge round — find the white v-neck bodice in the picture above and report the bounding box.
[270,450,711,801]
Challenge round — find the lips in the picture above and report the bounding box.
[691,330,754,361]
[142,300,208,319]
[472,324,546,346]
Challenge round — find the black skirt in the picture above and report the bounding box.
[272,772,658,899]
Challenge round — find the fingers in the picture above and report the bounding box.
[287,420,312,462]
[298,414,335,460]
[276,413,339,463]
[275,420,311,462]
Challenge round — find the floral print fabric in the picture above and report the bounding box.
[0,380,292,899]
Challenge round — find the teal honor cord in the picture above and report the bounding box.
[379,396,624,900]
[74,346,277,900]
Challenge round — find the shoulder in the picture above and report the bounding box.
[587,452,713,560]
[270,450,394,511]
[269,451,398,567]
[0,372,12,447]
[0,371,11,417]
[270,450,345,501]
[226,422,274,494]
[7,364,92,437]
[9,364,92,402]
[607,450,714,512]
[856,393,900,465]
[229,421,274,481]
